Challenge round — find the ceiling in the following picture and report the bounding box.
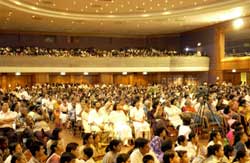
[0,0,250,36]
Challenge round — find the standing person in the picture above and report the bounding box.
[103,140,122,163]
[53,104,61,128]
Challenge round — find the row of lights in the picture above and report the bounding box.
[15,72,149,76]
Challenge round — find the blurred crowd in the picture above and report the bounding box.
[0,47,204,57]
[0,82,250,163]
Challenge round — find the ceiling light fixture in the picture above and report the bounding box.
[232,69,236,73]
[84,72,89,75]
[197,42,202,46]
[122,72,127,75]
[143,72,148,75]
[60,72,66,75]
[15,72,21,76]
[233,18,244,29]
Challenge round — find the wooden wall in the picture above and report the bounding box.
[0,72,206,90]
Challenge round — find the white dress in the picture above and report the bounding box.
[164,105,183,128]
[130,106,150,133]
[109,110,132,141]
[88,109,103,132]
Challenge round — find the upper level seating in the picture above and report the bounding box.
[0,47,205,57]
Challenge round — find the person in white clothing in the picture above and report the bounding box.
[0,102,18,137]
[130,138,159,163]
[175,135,188,151]
[88,101,103,132]
[178,117,192,139]
[130,97,150,139]
[109,102,132,146]
[164,99,183,128]
[4,142,22,163]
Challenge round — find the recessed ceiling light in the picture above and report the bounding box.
[197,42,202,46]
[83,72,89,75]
[15,72,21,76]
[232,69,236,73]
[143,72,148,75]
[122,72,127,75]
[60,72,66,75]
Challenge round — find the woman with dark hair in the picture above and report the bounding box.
[222,145,234,163]
[207,130,222,147]
[116,153,129,163]
[234,132,248,153]
[79,133,94,159]
[150,126,166,162]
[233,150,249,163]
[130,138,153,163]
[176,150,189,163]
[129,96,150,139]
[47,128,64,155]
[103,139,122,163]
[163,151,180,163]
[109,102,132,146]
[10,153,26,163]
[46,140,64,163]
[203,144,224,163]
[4,142,22,163]
[60,152,76,163]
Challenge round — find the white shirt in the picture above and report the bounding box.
[0,111,17,129]
[178,125,191,139]
[130,149,159,163]
[130,107,145,122]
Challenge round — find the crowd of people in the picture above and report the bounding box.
[0,82,250,163]
[0,47,203,57]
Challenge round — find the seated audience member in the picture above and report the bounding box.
[83,147,95,163]
[163,151,180,163]
[226,121,241,146]
[47,128,64,156]
[46,140,64,163]
[191,146,207,163]
[150,127,166,161]
[109,102,132,146]
[130,138,152,163]
[222,145,234,163]
[234,132,248,153]
[60,152,76,163]
[0,136,9,162]
[178,117,191,139]
[203,144,224,163]
[175,135,188,151]
[79,133,94,159]
[130,97,150,139]
[176,150,189,163]
[28,141,46,163]
[207,130,222,147]
[143,155,154,163]
[4,142,22,163]
[233,150,249,163]
[182,100,196,113]
[0,101,17,138]
[116,153,129,163]
[10,153,27,163]
[66,142,83,162]
[103,139,122,163]
[164,99,183,128]
[187,132,199,161]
